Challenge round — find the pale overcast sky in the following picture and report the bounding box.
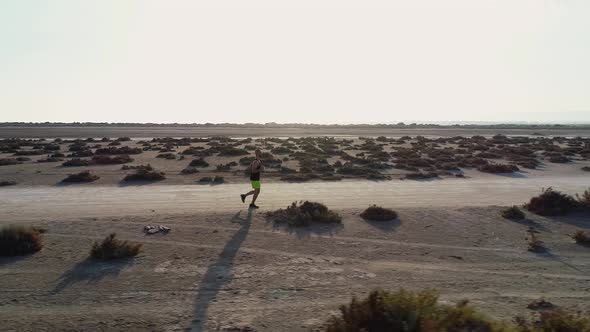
[1,0,589,124]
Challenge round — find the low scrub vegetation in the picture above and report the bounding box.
[0,225,44,256]
[181,166,199,174]
[62,158,91,167]
[92,155,133,165]
[189,158,209,167]
[62,171,100,183]
[266,201,341,227]
[573,230,590,246]
[326,289,590,332]
[95,146,142,155]
[527,230,545,253]
[325,289,508,332]
[0,180,17,186]
[582,166,590,172]
[501,206,525,220]
[0,158,22,166]
[360,205,398,221]
[405,172,438,180]
[90,233,142,259]
[478,163,519,173]
[123,168,165,182]
[525,188,579,216]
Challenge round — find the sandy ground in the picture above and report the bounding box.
[1,205,589,332]
[1,130,590,331]
[2,126,590,139]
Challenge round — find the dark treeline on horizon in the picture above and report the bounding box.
[0,122,589,130]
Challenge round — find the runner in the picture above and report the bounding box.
[240,149,264,209]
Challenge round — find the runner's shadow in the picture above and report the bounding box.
[191,209,253,332]
[50,258,134,294]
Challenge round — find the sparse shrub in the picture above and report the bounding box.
[156,152,176,159]
[217,146,249,156]
[121,164,153,171]
[573,230,590,246]
[0,225,43,256]
[280,173,319,182]
[527,299,554,310]
[271,146,292,154]
[325,289,507,332]
[0,180,17,186]
[90,233,141,260]
[405,172,438,180]
[527,230,545,253]
[189,158,209,168]
[62,158,91,167]
[582,166,590,172]
[0,158,22,166]
[91,155,133,165]
[37,157,63,163]
[181,167,199,174]
[95,146,142,155]
[198,176,212,183]
[360,205,398,221]
[13,149,46,156]
[549,155,570,163]
[62,171,100,183]
[123,168,165,181]
[501,206,525,220]
[478,163,519,173]
[266,201,341,227]
[576,188,590,209]
[525,188,579,216]
[524,310,590,331]
[212,176,224,184]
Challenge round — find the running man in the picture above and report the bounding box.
[241,149,264,209]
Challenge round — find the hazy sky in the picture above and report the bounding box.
[1,0,589,124]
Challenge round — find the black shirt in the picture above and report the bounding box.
[250,159,262,181]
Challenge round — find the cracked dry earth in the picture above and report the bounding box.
[1,206,590,331]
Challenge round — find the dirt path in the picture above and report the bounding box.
[1,176,588,221]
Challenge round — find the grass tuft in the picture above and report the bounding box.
[360,205,398,221]
[266,201,342,227]
[0,225,43,256]
[90,233,142,260]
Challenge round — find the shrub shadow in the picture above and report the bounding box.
[51,258,134,294]
[191,209,253,332]
[0,255,29,266]
[266,220,344,239]
[543,212,590,229]
[509,218,548,232]
[118,180,159,187]
[360,218,400,233]
[533,248,587,274]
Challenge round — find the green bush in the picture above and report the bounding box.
[266,201,341,227]
[360,205,398,221]
[189,158,209,167]
[90,233,141,260]
[573,230,590,247]
[0,225,44,256]
[525,188,579,216]
[123,168,165,182]
[501,206,525,220]
[325,289,509,332]
[62,158,91,167]
[62,171,100,183]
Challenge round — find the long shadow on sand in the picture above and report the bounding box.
[51,258,134,294]
[191,209,253,332]
[360,218,400,233]
[533,248,587,274]
[266,220,344,239]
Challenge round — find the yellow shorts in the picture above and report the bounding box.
[251,180,261,189]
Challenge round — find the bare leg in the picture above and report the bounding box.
[243,190,255,197]
[251,188,260,204]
